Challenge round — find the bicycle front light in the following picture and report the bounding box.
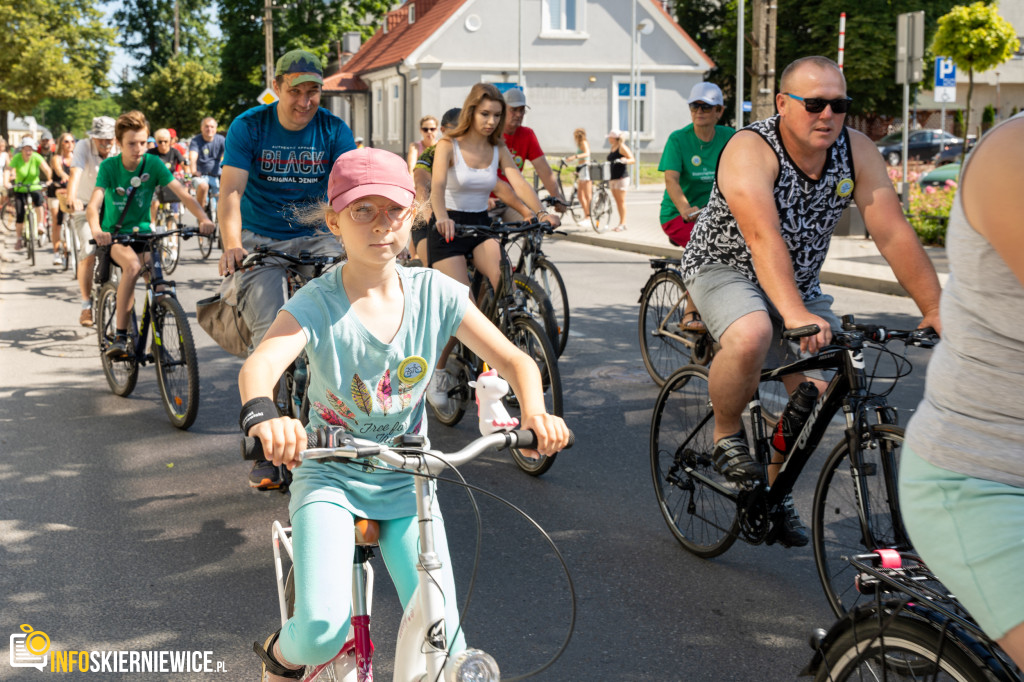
[449,648,500,682]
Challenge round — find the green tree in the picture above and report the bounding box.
[113,0,221,79]
[0,0,115,140]
[32,93,121,138]
[122,56,220,136]
[214,0,391,123]
[932,1,1019,154]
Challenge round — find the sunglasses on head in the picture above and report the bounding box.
[689,102,717,112]
[784,93,853,114]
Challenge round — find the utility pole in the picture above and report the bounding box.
[749,0,777,121]
[264,0,275,90]
[174,0,180,56]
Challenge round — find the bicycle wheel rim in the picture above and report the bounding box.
[506,316,561,476]
[638,271,695,386]
[513,273,559,354]
[813,425,908,617]
[153,296,200,429]
[428,350,470,427]
[650,366,739,557]
[534,259,570,356]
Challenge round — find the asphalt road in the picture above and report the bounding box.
[0,235,934,681]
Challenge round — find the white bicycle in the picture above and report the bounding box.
[242,425,575,682]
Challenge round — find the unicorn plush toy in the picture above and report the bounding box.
[468,370,520,435]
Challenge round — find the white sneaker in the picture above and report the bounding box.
[53,252,62,265]
[426,369,454,408]
[579,217,592,229]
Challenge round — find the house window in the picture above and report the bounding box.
[372,83,383,142]
[387,81,401,141]
[541,0,585,36]
[612,79,653,138]
[408,4,415,24]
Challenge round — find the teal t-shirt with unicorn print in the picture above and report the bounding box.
[282,264,469,519]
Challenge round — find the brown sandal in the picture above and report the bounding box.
[680,311,706,333]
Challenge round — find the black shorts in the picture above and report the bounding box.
[411,223,429,250]
[426,209,492,264]
[14,191,45,222]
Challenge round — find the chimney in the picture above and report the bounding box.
[342,31,362,56]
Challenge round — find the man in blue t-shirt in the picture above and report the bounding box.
[219,48,356,490]
[188,116,226,217]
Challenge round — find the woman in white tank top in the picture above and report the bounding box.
[425,83,559,406]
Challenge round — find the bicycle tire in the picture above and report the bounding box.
[505,316,562,476]
[513,272,560,354]
[161,220,181,276]
[97,282,140,396]
[531,257,570,356]
[428,349,473,427]
[813,424,908,618]
[66,217,79,278]
[26,209,36,265]
[813,611,992,682]
[198,229,214,259]
[153,296,200,429]
[650,365,739,557]
[638,269,705,386]
[591,187,612,233]
[0,198,14,231]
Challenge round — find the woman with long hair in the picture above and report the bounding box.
[424,82,559,407]
[48,133,75,264]
[606,129,635,232]
[407,115,439,173]
[564,128,592,225]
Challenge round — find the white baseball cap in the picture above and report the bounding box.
[688,82,724,107]
[20,137,37,149]
[503,88,529,109]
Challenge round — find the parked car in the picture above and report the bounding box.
[933,137,975,166]
[919,162,961,189]
[875,129,962,166]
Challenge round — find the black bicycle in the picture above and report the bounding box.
[428,220,564,476]
[650,316,938,617]
[804,550,1022,681]
[94,228,202,429]
[239,246,343,427]
[508,207,570,356]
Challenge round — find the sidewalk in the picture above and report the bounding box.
[555,184,949,297]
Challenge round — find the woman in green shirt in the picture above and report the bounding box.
[5,137,52,250]
[86,110,214,360]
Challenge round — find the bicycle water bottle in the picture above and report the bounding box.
[771,382,819,455]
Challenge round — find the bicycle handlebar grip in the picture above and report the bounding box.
[782,324,820,339]
[511,428,575,451]
[240,432,318,460]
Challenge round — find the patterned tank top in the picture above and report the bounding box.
[681,115,856,301]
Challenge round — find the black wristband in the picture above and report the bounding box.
[239,397,280,435]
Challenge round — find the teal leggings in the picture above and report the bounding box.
[278,500,467,666]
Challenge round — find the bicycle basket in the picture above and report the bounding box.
[589,161,612,182]
[196,273,251,358]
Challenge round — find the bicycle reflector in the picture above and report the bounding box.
[450,648,500,682]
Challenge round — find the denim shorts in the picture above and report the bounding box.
[900,444,1024,640]
[684,263,841,378]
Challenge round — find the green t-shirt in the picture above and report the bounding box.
[658,124,734,223]
[9,153,46,192]
[95,154,174,233]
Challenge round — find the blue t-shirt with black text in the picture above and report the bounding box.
[223,104,355,240]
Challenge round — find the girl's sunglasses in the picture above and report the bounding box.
[421,126,437,132]
[783,93,853,114]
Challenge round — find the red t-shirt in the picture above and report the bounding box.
[497,126,544,184]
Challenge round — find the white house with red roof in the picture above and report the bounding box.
[323,0,714,158]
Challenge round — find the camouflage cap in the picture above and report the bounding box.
[275,49,324,86]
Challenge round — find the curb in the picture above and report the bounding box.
[554,231,917,298]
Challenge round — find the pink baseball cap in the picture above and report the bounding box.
[328,147,415,212]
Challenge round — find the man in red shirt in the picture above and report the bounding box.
[497,88,564,220]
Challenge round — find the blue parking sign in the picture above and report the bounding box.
[935,57,956,88]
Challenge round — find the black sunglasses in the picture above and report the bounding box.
[421,126,437,132]
[784,93,853,114]
[689,102,717,112]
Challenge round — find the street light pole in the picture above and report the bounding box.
[264,0,275,90]
[736,0,745,128]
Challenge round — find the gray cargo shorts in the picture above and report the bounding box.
[684,263,841,379]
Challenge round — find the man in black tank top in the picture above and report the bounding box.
[682,56,943,547]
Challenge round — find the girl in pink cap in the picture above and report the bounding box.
[238,147,570,680]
